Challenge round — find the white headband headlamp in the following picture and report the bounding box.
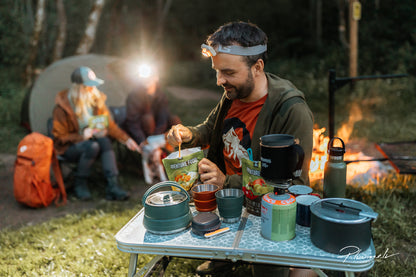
[201,43,267,57]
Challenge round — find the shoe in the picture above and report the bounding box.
[73,178,92,201]
[106,176,130,201]
[196,260,233,275]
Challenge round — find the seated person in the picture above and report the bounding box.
[52,66,140,201]
[123,69,181,146]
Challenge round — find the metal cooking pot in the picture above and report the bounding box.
[310,198,378,254]
[142,181,191,235]
[260,134,304,182]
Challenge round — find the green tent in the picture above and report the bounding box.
[26,54,137,135]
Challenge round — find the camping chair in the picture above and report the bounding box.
[46,118,76,187]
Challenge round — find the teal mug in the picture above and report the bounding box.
[215,188,244,223]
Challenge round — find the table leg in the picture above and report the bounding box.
[312,268,328,277]
[128,253,138,277]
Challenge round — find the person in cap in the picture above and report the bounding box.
[52,66,140,201]
[166,22,314,276]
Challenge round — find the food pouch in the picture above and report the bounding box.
[162,147,204,191]
[242,158,273,200]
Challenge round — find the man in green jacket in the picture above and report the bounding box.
[167,21,313,190]
[167,21,315,276]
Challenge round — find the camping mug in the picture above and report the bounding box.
[260,134,305,183]
[215,188,244,223]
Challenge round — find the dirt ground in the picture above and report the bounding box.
[0,86,388,231]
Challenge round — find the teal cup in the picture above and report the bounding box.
[215,188,244,223]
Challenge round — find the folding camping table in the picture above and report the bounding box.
[115,208,375,277]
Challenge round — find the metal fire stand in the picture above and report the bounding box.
[328,69,407,139]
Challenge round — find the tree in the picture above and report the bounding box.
[75,0,105,55]
[25,0,46,87]
[52,0,66,62]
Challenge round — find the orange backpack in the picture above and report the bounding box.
[14,132,67,208]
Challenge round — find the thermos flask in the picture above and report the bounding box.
[323,137,346,198]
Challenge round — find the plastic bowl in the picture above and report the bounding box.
[194,198,217,212]
[191,184,219,201]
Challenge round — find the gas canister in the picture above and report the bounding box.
[261,193,297,241]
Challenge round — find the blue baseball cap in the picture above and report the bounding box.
[71,66,104,87]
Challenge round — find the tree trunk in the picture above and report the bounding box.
[338,0,349,49]
[52,0,66,62]
[25,0,46,87]
[105,0,122,54]
[75,0,105,55]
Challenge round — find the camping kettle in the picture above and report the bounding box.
[142,181,192,234]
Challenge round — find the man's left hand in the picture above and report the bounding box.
[198,158,226,189]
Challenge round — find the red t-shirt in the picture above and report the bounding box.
[222,94,267,175]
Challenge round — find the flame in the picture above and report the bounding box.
[309,103,380,183]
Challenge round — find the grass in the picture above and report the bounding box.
[1,63,415,276]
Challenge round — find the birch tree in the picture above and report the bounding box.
[25,0,46,87]
[75,0,105,55]
[52,0,66,62]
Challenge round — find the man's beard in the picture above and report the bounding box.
[224,71,254,101]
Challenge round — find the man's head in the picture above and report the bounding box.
[202,22,268,101]
[204,21,268,67]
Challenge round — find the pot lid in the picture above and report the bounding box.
[288,185,313,195]
[310,198,377,223]
[145,191,188,206]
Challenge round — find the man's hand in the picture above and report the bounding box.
[125,138,141,153]
[198,158,226,189]
[166,124,193,147]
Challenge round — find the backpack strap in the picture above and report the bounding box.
[31,166,49,207]
[278,96,305,117]
[51,150,67,206]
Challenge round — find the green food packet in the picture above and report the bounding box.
[242,158,273,200]
[162,147,204,191]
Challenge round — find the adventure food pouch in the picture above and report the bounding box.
[162,147,204,191]
[242,158,273,200]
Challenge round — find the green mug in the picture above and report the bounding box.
[215,188,244,223]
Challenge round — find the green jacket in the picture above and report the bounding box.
[184,72,314,188]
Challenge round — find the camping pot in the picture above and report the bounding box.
[260,134,304,183]
[142,181,192,235]
[310,198,378,254]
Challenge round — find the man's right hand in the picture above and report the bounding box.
[166,124,193,147]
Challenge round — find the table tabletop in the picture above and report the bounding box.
[115,207,375,273]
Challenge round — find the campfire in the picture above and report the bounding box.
[309,103,392,184]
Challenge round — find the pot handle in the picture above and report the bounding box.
[322,201,379,220]
[142,181,190,204]
[292,144,305,178]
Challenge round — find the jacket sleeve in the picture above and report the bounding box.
[182,99,222,149]
[52,106,84,145]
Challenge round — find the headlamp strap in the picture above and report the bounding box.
[201,43,267,57]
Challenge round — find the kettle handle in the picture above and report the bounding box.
[142,181,190,204]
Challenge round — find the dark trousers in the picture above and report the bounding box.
[62,137,118,179]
